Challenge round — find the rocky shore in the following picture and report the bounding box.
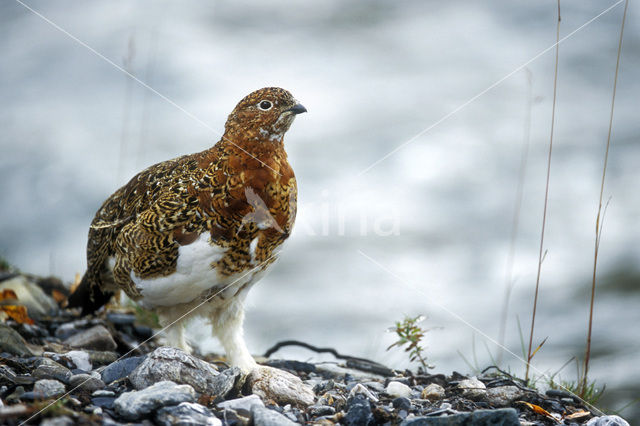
[0,273,629,425]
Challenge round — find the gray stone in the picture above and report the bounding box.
[0,324,33,356]
[129,347,239,397]
[457,377,486,400]
[422,383,445,401]
[40,416,74,426]
[156,402,221,426]
[63,325,117,351]
[247,365,315,408]
[69,373,105,392]
[33,379,66,399]
[114,380,196,421]
[344,395,373,426]
[217,394,265,412]
[486,385,526,406]
[32,358,72,384]
[0,276,58,319]
[586,415,630,426]
[251,405,297,426]
[400,408,519,426]
[101,356,145,383]
[86,350,119,366]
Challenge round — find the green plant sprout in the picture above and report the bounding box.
[388,315,434,371]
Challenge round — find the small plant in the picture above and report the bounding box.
[0,256,11,272]
[387,315,434,371]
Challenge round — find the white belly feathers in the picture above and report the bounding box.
[127,233,267,309]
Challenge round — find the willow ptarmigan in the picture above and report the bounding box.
[68,87,306,372]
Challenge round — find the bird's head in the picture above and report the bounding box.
[223,87,307,143]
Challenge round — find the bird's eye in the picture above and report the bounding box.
[258,100,273,111]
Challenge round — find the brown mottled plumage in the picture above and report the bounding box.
[68,87,306,370]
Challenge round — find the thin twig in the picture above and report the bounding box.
[582,0,628,396]
[526,0,560,383]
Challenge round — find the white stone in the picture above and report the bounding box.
[386,381,412,399]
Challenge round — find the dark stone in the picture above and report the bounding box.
[63,325,117,351]
[308,405,335,417]
[156,402,219,426]
[133,325,154,339]
[0,325,33,357]
[92,396,116,409]
[86,350,118,366]
[69,373,105,393]
[344,395,374,426]
[101,356,146,384]
[401,408,520,426]
[32,358,72,384]
[393,397,412,411]
[106,313,136,326]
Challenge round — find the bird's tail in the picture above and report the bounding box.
[67,272,114,316]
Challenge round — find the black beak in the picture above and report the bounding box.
[286,103,307,115]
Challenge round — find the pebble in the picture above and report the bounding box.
[401,408,520,425]
[421,383,445,401]
[86,350,119,366]
[106,312,136,326]
[344,394,374,426]
[91,396,116,409]
[457,376,486,400]
[156,402,221,426]
[101,355,146,384]
[486,385,525,406]
[40,416,75,426]
[586,415,630,426]
[129,347,239,397]
[32,358,72,384]
[33,379,66,399]
[63,325,118,351]
[246,365,316,408]
[69,373,106,393]
[308,404,336,417]
[349,383,379,402]
[392,396,412,412]
[0,324,34,356]
[386,380,412,398]
[251,405,298,426]
[217,394,265,412]
[64,350,92,371]
[113,380,196,421]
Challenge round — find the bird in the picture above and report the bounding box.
[68,87,306,372]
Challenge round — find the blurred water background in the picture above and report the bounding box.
[1,0,639,420]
